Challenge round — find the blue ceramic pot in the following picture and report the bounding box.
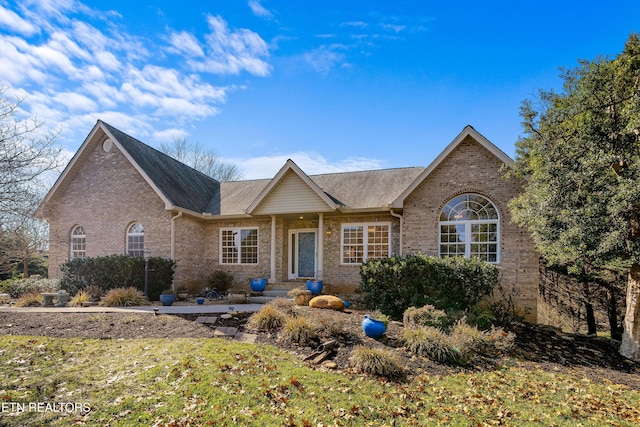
[196,297,205,305]
[306,280,323,295]
[362,315,387,338]
[250,278,267,292]
[159,294,176,306]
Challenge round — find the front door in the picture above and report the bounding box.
[288,229,317,279]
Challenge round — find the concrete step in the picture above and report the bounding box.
[262,289,291,298]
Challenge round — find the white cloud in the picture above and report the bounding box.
[228,152,385,180]
[0,5,38,35]
[341,21,368,28]
[0,2,271,151]
[168,31,204,57]
[152,128,188,143]
[248,0,273,19]
[381,23,407,33]
[303,44,348,74]
[52,91,97,112]
[192,15,271,76]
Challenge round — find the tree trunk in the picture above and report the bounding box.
[620,263,640,360]
[608,287,622,340]
[22,250,29,278]
[585,302,597,335]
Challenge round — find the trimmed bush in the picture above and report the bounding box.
[59,255,174,301]
[101,287,146,307]
[357,254,499,320]
[207,270,234,292]
[349,346,405,380]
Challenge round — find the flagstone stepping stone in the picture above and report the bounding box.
[196,316,219,324]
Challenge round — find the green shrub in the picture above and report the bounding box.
[280,316,319,345]
[101,287,146,307]
[247,305,287,332]
[207,270,234,292]
[0,277,60,298]
[349,346,405,380]
[15,291,44,307]
[59,255,174,301]
[357,254,499,320]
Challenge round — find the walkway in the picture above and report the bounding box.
[0,303,264,315]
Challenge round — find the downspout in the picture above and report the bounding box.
[318,212,324,280]
[270,215,276,284]
[171,210,183,260]
[390,208,403,256]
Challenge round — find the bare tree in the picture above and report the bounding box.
[0,87,62,215]
[159,136,243,182]
[0,87,62,277]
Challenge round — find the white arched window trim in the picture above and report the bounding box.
[126,222,145,257]
[438,193,500,264]
[70,225,86,259]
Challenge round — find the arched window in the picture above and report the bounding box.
[70,225,86,259]
[126,222,144,257]
[439,194,500,263]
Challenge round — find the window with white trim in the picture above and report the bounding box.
[341,222,390,264]
[439,194,500,263]
[126,222,145,257]
[220,228,258,264]
[70,225,86,259]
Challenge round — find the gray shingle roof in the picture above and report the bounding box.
[101,121,221,214]
[103,121,424,216]
[218,167,425,216]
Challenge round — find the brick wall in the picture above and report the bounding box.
[44,137,173,279]
[401,136,539,321]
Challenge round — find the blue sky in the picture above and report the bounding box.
[1,0,638,180]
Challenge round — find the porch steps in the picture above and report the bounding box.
[247,289,291,304]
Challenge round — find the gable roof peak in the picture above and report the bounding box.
[391,125,513,208]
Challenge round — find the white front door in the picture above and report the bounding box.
[288,229,317,279]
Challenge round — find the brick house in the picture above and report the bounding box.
[35,121,539,320]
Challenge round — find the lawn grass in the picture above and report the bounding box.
[1,336,639,426]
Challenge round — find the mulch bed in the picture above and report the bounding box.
[1,307,639,389]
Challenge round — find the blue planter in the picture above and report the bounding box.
[362,315,387,338]
[306,280,323,295]
[159,294,176,306]
[250,278,267,292]
[196,297,205,305]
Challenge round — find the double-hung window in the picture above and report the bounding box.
[220,228,258,264]
[70,225,86,259]
[439,194,500,263]
[341,222,390,264]
[126,222,145,257]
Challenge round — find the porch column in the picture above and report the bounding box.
[318,212,324,280]
[270,215,276,283]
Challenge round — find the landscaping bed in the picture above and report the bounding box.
[1,306,639,390]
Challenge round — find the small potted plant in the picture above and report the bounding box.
[159,290,176,306]
[288,287,312,306]
[176,286,189,300]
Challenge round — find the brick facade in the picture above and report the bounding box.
[40,124,539,321]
